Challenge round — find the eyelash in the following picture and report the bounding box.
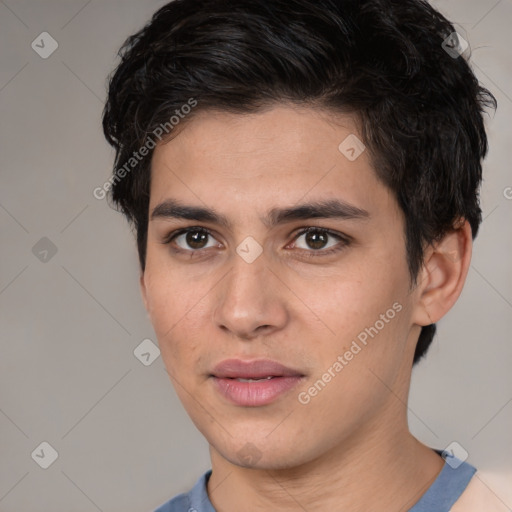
[161,226,350,258]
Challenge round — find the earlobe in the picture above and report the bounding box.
[412,220,472,327]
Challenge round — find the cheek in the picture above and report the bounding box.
[303,270,403,337]
[298,279,410,424]
[144,268,206,365]
[298,258,410,375]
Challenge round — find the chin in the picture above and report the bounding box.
[213,437,313,471]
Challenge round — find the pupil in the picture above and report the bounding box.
[187,230,208,249]
[306,231,327,250]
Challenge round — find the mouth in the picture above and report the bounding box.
[211,358,304,379]
[210,358,305,407]
[228,376,275,382]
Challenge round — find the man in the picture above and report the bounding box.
[102,0,504,510]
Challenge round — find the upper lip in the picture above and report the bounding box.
[211,359,304,379]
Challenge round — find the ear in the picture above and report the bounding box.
[412,219,473,327]
[139,271,149,312]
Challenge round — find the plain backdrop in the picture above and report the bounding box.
[1,0,511,510]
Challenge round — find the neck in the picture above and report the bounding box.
[207,403,444,512]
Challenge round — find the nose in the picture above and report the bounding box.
[212,253,289,340]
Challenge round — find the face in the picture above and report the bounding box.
[141,105,424,469]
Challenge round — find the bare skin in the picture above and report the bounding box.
[140,105,472,511]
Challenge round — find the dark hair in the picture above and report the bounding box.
[102,0,496,365]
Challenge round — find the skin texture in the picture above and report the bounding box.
[140,106,472,511]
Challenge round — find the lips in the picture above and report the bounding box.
[210,359,305,407]
[211,358,303,379]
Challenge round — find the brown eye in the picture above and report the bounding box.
[304,230,329,250]
[185,230,209,249]
[170,228,219,251]
[293,227,344,252]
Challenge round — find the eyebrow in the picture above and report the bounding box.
[150,198,370,228]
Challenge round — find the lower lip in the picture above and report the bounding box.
[212,376,303,406]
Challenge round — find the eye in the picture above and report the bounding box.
[165,227,220,251]
[162,226,350,258]
[290,227,349,255]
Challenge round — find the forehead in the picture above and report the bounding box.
[153,105,360,164]
[148,105,397,224]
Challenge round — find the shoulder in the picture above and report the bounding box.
[152,470,213,512]
[153,492,191,512]
[450,472,511,512]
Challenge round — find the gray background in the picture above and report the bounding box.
[0,0,511,510]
